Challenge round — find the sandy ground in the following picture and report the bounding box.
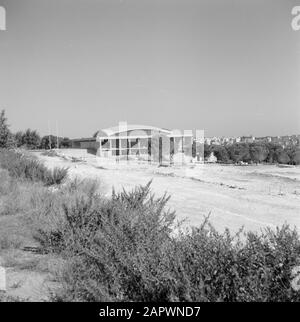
[0,214,59,302]
[1,254,58,302]
[33,149,300,234]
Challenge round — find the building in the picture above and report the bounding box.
[240,136,255,143]
[72,122,200,164]
[255,136,272,143]
[72,137,97,153]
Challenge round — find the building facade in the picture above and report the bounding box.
[72,122,203,164]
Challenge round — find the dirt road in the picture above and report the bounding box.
[34,151,300,234]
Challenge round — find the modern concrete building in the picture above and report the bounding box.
[72,137,97,151]
[72,122,202,164]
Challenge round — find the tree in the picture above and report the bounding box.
[14,131,24,147]
[266,143,285,163]
[60,137,72,148]
[6,133,16,148]
[203,143,211,159]
[210,145,230,163]
[278,151,290,164]
[22,129,41,149]
[249,143,268,163]
[226,143,250,163]
[40,135,67,149]
[286,146,300,165]
[0,109,11,148]
[292,149,300,165]
[40,135,53,149]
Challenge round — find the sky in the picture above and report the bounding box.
[0,0,299,138]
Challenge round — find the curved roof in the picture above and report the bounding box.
[95,124,171,138]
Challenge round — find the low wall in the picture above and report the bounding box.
[56,148,91,158]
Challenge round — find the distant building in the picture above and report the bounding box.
[240,136,255,143]
[72,122,198,164]
[235,137,241,143]
[255,136,272,143]
[271,136,280,144]
[204,138,212,145]
[72,137,97,154]
[204,134,299,147]
[210,137,221,145]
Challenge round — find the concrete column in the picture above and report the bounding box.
[116,137,120,162]
[148,137,151,163]
[159,136,162,165]
[138,139,141,158]
[99,139,102,157]
[182,136,184,165]
[170,137,174,165]
[127,138,130,161]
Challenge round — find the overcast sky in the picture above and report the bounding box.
[0,0,299,138]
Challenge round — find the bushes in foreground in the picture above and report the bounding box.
[0,149,68,186]
[28,180,300,302]
[1,150,299,301]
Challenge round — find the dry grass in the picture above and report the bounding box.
[0,149,68,186]
[0,157,66,301]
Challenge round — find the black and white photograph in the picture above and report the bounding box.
[0,0,300,310]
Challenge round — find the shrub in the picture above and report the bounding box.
[0,149,68,186]
[30,180,300,302]
[6,167,299,302]
[28,178,102,252]
[176,223,300,301]
[29,181,179,301]
[44,167,69,186]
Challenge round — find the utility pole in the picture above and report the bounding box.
[56,120,59,149]
[48,121,52,150]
